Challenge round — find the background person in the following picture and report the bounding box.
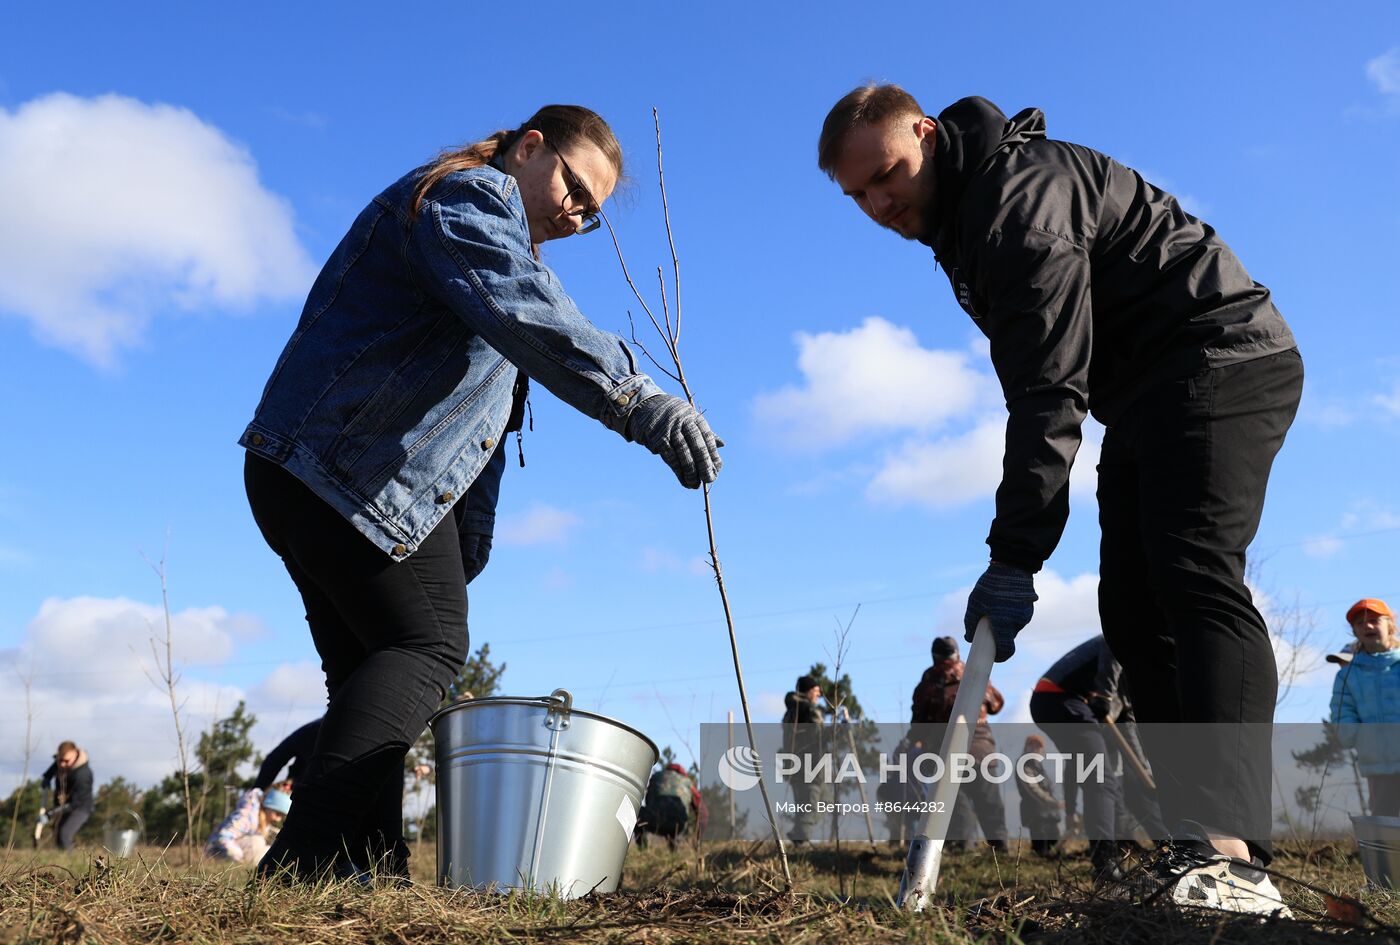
[1015,734,1063,857]
[819,84,1299,918]
[782,674,826,845]
[634,762,706,850]
[1330,598,1400,817]
[910,636,1009,852]
[207,786,293,863]
[1029,636,1125,879]
[240,104,722,882]
[40,741,94,850]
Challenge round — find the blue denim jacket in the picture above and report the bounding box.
[239,164,661,560]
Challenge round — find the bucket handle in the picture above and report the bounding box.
[545,688,573,731]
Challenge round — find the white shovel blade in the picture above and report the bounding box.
[896,617,996,912]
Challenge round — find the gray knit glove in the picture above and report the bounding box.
[625,394,722,489]
[963,563,1037,662]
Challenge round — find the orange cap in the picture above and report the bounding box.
[1347,598,1394,623]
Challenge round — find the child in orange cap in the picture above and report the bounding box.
[1330,599,1400,816]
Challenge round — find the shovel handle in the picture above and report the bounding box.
[897,617,996,911]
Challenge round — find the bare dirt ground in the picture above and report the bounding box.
[1,837,1395,944]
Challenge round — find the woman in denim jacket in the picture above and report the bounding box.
[240,105,722,882]
[1330,598,1400,816]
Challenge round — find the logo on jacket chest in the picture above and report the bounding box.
[951,269,983,320]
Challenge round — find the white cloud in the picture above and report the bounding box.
[753,317,995,448]
[1367,47,1400,96]
[0,596,295,787]
[247,660,324,710]
[640,546,711,576]
[1131,166,1212,219]
[759,317,1104,514]
[867,420,1006,509]
[1375,381,1400,417]
[1302,400,1356,429]
[867,417,1103,510]
[497,503,582,545]
[23,596,244,694]
[1297,503,1400,560]
[0,93,315,366]
[1301,536,1344,559]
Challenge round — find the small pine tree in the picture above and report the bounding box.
[406,643,508,839]
[195,701,259,825]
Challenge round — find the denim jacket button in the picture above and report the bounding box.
[392,543,407,556]
[614,393,631,406]
[481,438,495,450]
[249,433,264,446]
[437,491,455,504]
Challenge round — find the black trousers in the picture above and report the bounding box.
[1097,348,1302,863]
[1029,691,1122,844]
[244,454,469,875]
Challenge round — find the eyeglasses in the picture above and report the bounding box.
[545,139,601,235]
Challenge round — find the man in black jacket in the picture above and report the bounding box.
[41,741,94,849]
[818,86,1300,917]
[782,675,826,845]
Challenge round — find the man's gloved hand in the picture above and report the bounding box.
[625,394,722,489]
[1087,693,1118,722]
[963,562,1037,662]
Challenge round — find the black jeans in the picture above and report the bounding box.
[244,454,469,875]
[1097,348,1303,863]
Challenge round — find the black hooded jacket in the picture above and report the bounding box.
[925,98,1296,571]
[42,751,94,812]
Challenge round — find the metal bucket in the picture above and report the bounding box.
[430,688,657,898]
[102,809,144,858]
[1352,814,1400,889]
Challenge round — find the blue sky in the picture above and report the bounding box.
[2,2,1398,787]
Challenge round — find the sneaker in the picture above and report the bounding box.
[1139,842,1293,919]
[1089,840,1127,885]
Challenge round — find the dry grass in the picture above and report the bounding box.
[0,838,1395,944]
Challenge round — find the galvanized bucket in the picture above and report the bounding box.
[1352,814,1400,889]
[430,688,658,898]
[102,809,144,858]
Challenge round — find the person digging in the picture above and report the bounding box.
[819,84,1300,918]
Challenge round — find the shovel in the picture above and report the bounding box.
[896,616,996,912]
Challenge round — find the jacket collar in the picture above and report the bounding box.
[924,97,1046,258]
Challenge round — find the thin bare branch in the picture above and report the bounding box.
[606,107,792,891]
[6,662,38,850]
[626,311,682,384]
[654,108,683,346]
[601,213,665,339]
[141,538,196,859]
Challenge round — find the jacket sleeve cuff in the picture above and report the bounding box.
[986,544,1043,574]
[603,374,664,436]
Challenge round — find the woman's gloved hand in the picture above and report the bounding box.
[625,394,723,489]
